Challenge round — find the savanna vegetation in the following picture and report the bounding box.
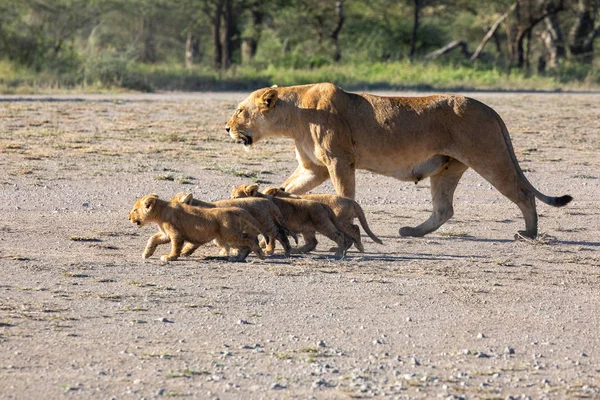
[1,0,599,92]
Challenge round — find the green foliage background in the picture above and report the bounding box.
[0,0,598,92]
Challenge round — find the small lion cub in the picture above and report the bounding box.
[129,194,265,262]
[231,184,354,258]
[262,187,383,252]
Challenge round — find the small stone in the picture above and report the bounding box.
[406,317,412,322]
[155,318,173,323]
[317,340,326,347]
[271,382,286,390]
[373,339,383,345]
[476,352,490,358]
[238,319,250,325]
[411,357,421,366]
[477,333,486,339]
[156,389,166,396]
[542,378,550,385]
[505,347,515,355]
[312,378,328,388]
[82,202,89,207]
[581,352,588,357]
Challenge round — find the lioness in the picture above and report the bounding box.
[129,194,265,262]
[225,83,572,238]
[262,187,382,252]
[232,184,354,257]
[169,193,297,257]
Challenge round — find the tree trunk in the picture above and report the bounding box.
[242,6,263,64]
[425,40,471,59]
[470,3,516,61]
[222,0,233,69]
[409,0,420,61]
[569,0,598,64]
[142,17,156,63]
[210,0,224,70]
[541,13,566,68]
[330,0,344,62]
[185,31,194,69]
[510,0,564,68]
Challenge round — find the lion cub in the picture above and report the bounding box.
[262,187,383,252]
[169,193,297,258]
[231,184,354,258]
[129,194,265,262]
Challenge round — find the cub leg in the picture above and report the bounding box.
[314,220,348,258]
[144,232,170,259]
[328,223,363,253]
[181,243,200,257]
[290,232,318,254]
[400,159,468,237]
[160,235,184,262]
[224,231,265,262]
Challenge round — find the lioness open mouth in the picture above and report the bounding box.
[236,134,253,146]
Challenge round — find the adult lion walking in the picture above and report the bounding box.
[225,82,572,238]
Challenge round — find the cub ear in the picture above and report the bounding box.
[144,194,158,209]
[181,193,193,204]
[245,184,260,196]
[256,89,278,112]
[262,187,276,196]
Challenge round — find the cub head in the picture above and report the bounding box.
[169,192,194,205]
[231,183,260,199]
[262,187,293,198]
[128,194,159,227]
[225,87,279,147]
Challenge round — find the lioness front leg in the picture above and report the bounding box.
[400,159,468,237]
[144,232,170,259]
[326,157,356,199]
[282,161,329,195]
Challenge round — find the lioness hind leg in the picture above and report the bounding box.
[484,177,538,238]
[400,159,468,237]
[467,157,538,238]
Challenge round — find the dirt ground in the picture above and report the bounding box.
[0,90,599,399]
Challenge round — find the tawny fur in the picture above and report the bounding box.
[128,194,265,262]
[225,82,572,239]
[169,193,297,257]
[262,187,382,252]
[231,184,353,258]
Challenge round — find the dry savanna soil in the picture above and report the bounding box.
[0,91,599,399]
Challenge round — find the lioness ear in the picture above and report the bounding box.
[257,89,278,112]
[181,193,193,204]
[246,184,259,196]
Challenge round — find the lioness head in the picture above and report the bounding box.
[225,87,279,146]
[231,183,260,199]
[129,194,159,227]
